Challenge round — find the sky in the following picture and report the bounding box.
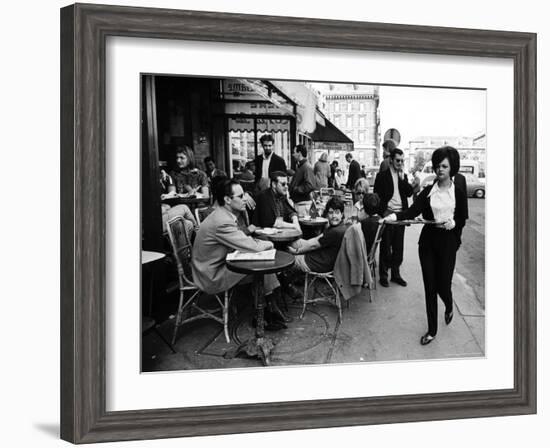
[377,85,486,146]
[312,82,486,147]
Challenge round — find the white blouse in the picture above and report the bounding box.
[428,181,455,223]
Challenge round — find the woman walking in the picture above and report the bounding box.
[383,146,468,345]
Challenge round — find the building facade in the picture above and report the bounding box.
[317,84,380,169]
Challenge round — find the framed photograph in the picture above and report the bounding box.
[60,3,536,443]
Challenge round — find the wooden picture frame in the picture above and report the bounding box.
[60,3,536,443]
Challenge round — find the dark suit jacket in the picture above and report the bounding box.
[252,188,297,228]
[346,159,362,189]
[373,168,414,214]
[254,153,287,183]
[397,181,468,247]
[453,173,469,219]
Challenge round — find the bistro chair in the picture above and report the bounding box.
[166,216,232,345]
[300,269,342,323]
[195,205,215,226]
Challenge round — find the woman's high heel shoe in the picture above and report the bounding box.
[445,310,454,325]
[420,333,435,345]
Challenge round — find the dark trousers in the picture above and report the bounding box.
[418,228,458,336]
[379,223,405,280]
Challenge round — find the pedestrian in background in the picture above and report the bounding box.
[314,152,331,188]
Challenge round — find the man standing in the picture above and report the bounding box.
[345,152,361,189]
[254,134,287,190]
[252,171,300,230]
[289,145,316,216]
[374,148,413,287]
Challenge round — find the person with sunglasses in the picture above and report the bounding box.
[252,171,300,231]
[373,147,414,287]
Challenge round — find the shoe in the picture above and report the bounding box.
[380,278,389,287]
[391,277,407,287]
[420,333,435,345]
[445,310,454,325]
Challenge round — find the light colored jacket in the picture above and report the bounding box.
[191,206,273,294]
[334,223,372,301]
[313,159,330,188]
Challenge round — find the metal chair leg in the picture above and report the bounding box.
[300,273,309,319]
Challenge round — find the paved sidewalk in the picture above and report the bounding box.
[143,224,485,371]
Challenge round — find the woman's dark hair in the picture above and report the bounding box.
[363,193,381,216]
[175,145,195,169]
[432,146,460,177]
[322,196,345,218]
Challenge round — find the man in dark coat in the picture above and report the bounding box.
[254,134,287,190]
[252,171,300,230]
[289,144,316,211]
[345,152,362,189]
[373,148,413,287]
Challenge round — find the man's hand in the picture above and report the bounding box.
[247,224,257,234]
[243,192,256,210]
[382,213,397,223]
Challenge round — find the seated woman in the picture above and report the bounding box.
[353,178,370,221]
[168,145,210,197]
[159,166,197,237]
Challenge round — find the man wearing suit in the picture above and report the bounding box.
[254,134,287,190]
[373,148,413,287]
[192,179,277,294]
[345,152,362,189]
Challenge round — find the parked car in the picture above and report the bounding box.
[418,173,485,198]
[464,173,485,198]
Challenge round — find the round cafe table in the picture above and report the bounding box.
[253,228,302,246]
[161,194,210,211]
[299,217,328,237]
[226,250,295,366]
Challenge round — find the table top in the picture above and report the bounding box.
[226,250,295,275]
[386,219,441,226]
[161,195,211,206]
[299,217,328,227]
[142,250,166,265]
[254,227,302,243]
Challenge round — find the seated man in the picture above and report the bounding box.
[252,171,300,231]
[203,156,226,183]
[360,193,382,255]
[191,179,285,330]
[286,196,348,273]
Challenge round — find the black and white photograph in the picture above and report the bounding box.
[141,75,486,370]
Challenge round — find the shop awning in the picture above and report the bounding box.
[308,114,354,152]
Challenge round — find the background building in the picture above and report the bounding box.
[408,133,486,177]
[314,83,381,169]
